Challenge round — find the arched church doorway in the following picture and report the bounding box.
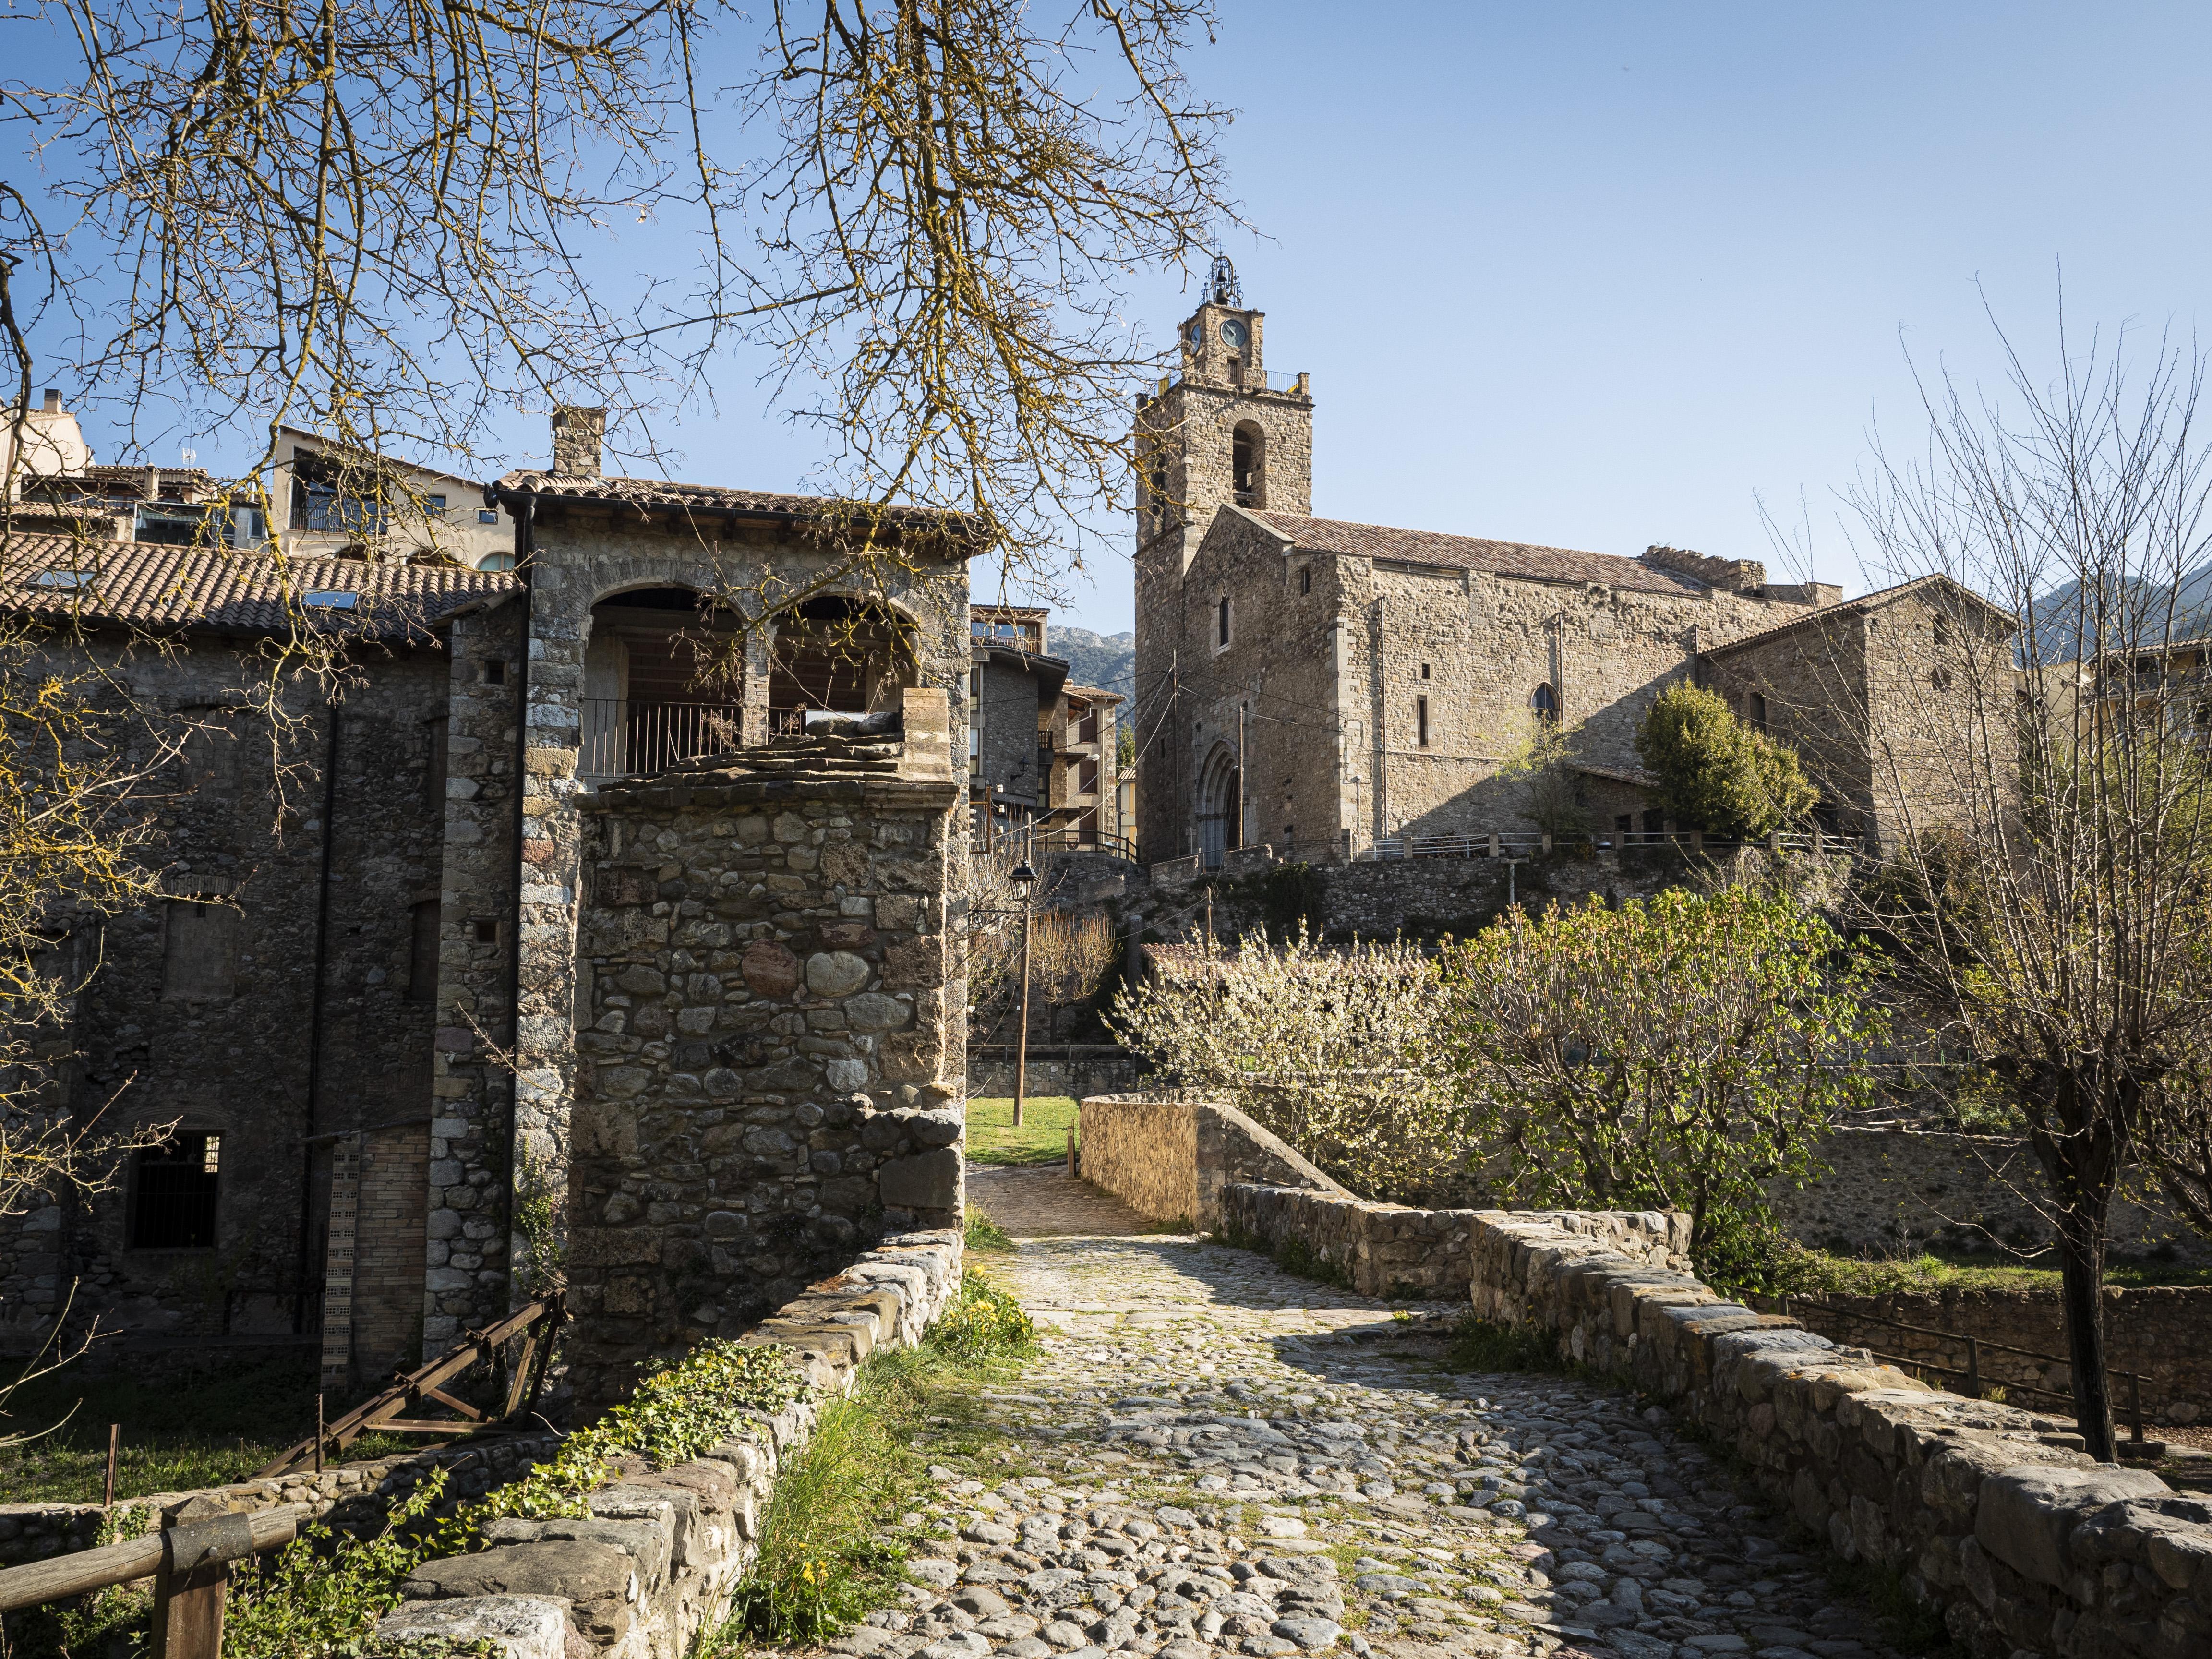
[1197,744,1241,870]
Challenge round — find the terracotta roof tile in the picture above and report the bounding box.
[1250,511,1705,595]
[493,470,974,544]
[1700,574,2016,658]
[0,531,519,639]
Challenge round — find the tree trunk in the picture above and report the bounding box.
[2056,1213,2116,1460]
[2022,1062,2126,1462]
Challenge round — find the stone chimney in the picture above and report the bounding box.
[41,389,60,413]
[552,406,606,478]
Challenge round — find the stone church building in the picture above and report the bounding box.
[1132,261,2007,867]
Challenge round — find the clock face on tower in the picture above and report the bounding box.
[1219,318,1249,349]
[1185,322,1202,348]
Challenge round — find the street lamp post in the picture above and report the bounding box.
[1010,859,1036,1129]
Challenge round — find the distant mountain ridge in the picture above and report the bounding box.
[1048,624,1134,703]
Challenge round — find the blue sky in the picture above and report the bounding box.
[24,4,2212,635]
[1030,1,2212,634]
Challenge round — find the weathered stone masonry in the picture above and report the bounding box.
[563,693,965,1414]
[466,453,976,1349]
[0,539,522,1387]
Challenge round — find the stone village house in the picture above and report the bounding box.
[1132,262,2012,867]
[0,409,980,1411]
[968,604,1123,853]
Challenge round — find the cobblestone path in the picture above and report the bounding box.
[840,1174,1905,1659]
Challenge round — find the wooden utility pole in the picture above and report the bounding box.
[1012,858,1037,1128]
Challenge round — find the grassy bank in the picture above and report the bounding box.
[964,1095,1078,1166]
[705,1269,1037,1647]
[0,1350,420,1504]
[1763,1246,2212,1299]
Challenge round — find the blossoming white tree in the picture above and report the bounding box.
[1107,929,1471,1202]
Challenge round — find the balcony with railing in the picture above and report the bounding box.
[579,699,744,785]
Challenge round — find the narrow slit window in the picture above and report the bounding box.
[1217,597,1231,647]
[1417,696,1431,747]
[424,714,450,813]
[408,899,442,1004]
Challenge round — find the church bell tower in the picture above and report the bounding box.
[1132,255,1313,575]
[1130,256,1314,862]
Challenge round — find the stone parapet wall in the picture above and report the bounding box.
[1471,1209,2212,1659]
[1218,1183,1483,1299]
[1076,1094,1342,1231]
[1762,1285,2212,1428]
[0,1431,559,1570]
[968,1045,1142,1101]
[1075,1095,1198,1223]
[377,1226,962,1659]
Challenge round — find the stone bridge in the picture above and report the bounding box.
[853,1160,1918,1659]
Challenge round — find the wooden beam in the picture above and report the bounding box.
[256,1298,554,1476]
[0,1507,301,1615]
[418,1385,486,1421]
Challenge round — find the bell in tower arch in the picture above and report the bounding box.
[1207,252,1243,308]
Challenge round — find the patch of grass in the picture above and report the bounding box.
[964,1095,1079,1166]
[709,1271,1038,1647]
[1210,1220,1354,1290]
[0,1349,429,1504]
[964,1203,1016,1254]
[1763,1244,2212,1299]
[1441,1314,1566,1376]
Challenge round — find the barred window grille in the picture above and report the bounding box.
[131,1135,220,1249]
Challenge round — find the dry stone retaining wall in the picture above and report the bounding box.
[1776,1127,2212,1266]
[0,1431,559,1570]
[1472,1208,2212,1659]
[1764,1284,2212,1428]
[378,1226,962,1659]
[968,1044,1142,1100]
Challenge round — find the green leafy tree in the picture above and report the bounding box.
[1635,683,1816,839]
[1440,886,1886,1277]
[1498,719,1594,842]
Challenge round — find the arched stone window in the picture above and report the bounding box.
[1232,422,1264,508]
[1532,683,1559,723]
[581,585,745,781]
[768,595,916,732]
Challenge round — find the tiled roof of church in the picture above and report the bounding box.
[0,532,519,639]
[1252,512,1705,595]
[1700,574,2017,658]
